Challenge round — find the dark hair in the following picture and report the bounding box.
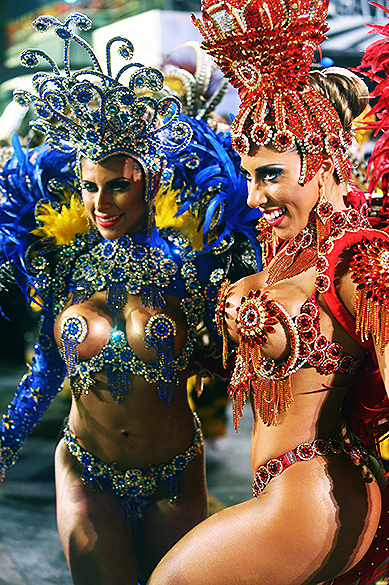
[308,67,369,133]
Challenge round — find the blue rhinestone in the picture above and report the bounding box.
[56,27,71,40]
[121,349,132,362]
[77,90,93,104]
[132,246,147,259]
[103,347,115,361]
[86,130,99,143]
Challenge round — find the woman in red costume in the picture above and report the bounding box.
[148,1,389,584]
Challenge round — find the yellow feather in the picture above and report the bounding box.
[155,182,205,251]
[33,191,88,245]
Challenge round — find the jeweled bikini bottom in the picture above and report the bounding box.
[252,437,368,497]
[62,414,203,531]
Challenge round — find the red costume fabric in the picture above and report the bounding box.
[322,229,389,585]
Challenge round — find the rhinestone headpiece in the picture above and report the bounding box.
[192,0,352,184]
[13,12,192,201]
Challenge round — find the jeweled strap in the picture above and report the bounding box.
[216,278,231,368]
[144,313,177,404]
[252,437,368,496]
[318,228,379,349]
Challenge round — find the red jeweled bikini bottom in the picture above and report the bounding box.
[252,437,368,497]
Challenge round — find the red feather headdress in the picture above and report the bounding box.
[192,0,352,184]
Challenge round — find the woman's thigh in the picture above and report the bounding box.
[148,456,381,585]
[55,439,138,585]
[136,450,208,580]
[55,439,208,585]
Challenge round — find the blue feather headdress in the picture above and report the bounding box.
[162,116,262,266]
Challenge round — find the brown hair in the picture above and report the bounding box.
[308,67,369,133]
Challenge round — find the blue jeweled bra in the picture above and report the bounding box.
[54,229,205,404]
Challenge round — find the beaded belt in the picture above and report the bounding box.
[62,413,203,527]
[252,438,368,497]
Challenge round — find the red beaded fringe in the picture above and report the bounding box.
[229,376,293,430]
[355,291,389,354]
[251,376,294,427]
[267,246,317,285]
[216,279,231,368]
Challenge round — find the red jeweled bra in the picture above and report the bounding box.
[216,198,371,429]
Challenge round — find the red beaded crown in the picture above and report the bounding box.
[192,0,352,184]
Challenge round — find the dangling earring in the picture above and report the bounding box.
[147,197,156,240]
[315,181,333,252]
[87,217,99,246]
[256,217,280,266]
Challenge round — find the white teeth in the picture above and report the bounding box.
[98,215,120,223]
[264,207,286,220]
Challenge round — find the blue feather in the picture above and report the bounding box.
[164,116,262,266]
[0,133,79,301]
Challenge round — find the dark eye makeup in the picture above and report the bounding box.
[81,178,132,193]
[239,165,284,182]
[239,166,251,181]
[81,181,97,193]
[257,166,283,181]
[108,179,132,192]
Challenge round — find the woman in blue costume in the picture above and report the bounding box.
[148,1,389,585]
[0,12,260,585]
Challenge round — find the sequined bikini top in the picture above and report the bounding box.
[217,200,372,429]
[30,228,222,405]
[226,291,364,429]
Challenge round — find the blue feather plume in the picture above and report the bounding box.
[164,116,262,266]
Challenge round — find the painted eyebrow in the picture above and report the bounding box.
[255,164,284,172]
[106,177,131,184]
[81,177,131,184]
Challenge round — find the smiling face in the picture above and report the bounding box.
[241,145,330,241]
[81,155,148,240]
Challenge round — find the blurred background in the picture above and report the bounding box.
[0,1,387,583]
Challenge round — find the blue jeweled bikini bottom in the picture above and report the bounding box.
[62,414,203,533]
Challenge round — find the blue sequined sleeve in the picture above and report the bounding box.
[0,310,66,479]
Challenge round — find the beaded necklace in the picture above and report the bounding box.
[265,199,371,289]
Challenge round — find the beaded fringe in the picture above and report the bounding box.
[266,246,317,285]
[251,377,294,426]
[228,384,249,431]
[107,283,127,315]
[355,291,389,354]
[216,279,231,368]
[108,369,130,403]
[230,376,293,429]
